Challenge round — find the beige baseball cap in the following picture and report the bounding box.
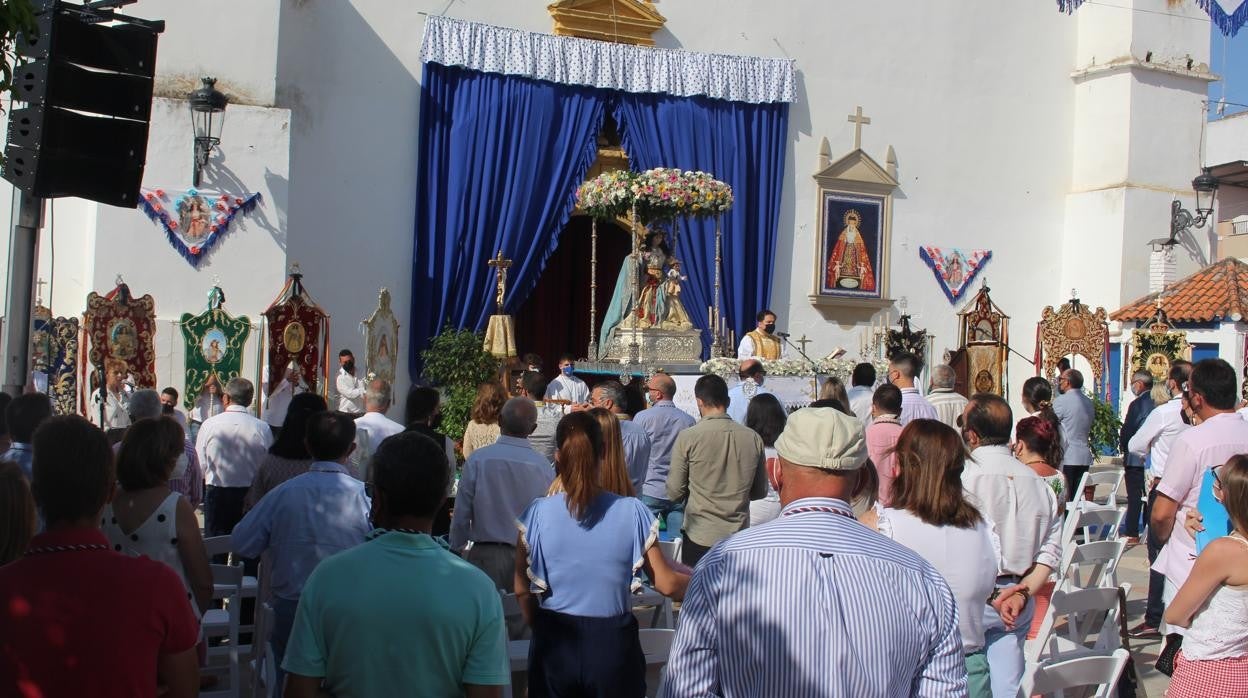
[775,407,869,471]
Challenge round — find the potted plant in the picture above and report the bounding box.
[1088,391,1123,460]
[420,326,499,447]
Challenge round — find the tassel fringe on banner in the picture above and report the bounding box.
[918,247,992,304]
[138,188,263,267]
[1058,0,1248,36]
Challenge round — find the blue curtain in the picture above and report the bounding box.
[613,93,789,353]
[409,64,606,373]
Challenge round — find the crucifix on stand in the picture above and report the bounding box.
[484,250,517,361]
[35,277,47,306]
[848,106,871,150]
[796,334,812,355]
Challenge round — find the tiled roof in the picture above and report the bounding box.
[1110,257,1248,323]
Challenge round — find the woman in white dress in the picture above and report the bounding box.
[870,419,998,698]
[103,417,212,619]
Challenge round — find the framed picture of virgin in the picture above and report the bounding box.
[814,190,889,301]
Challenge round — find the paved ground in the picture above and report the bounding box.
[1117,540,1169,697]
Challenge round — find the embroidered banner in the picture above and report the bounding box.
[81,282,157,412]
[138,187,262,267]
[1058,0,1248,37]
[181,286,252,410]
[32,305,79,415]
[919,247,992,303]
[362,288,399,384]
[263,271,330,397]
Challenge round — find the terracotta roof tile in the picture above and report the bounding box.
[1110,257,1248,323]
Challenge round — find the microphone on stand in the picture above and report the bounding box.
[777,331,791,338]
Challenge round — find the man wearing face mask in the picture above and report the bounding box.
[1119,371,1157,544]
[736,310,785,360]
[959,394,1061,698]
[122,390,203,508]
[1052,368,1095,495]
[336,350,367,417]
[159,387,189,432]
[544,353,590,404]
[726,359,771,424]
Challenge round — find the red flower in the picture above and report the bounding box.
[143,192,154,201]
[190,246,200,254]
[215,202,226,211]
[219,194,229,201]
[169,221,178,230]
[234,197,243,205]
[155,189,165,197]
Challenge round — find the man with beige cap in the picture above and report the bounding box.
[662,407,968,697]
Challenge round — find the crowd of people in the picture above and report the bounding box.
[0,348,1246,697]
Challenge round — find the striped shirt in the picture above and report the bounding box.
[661,497,968,697]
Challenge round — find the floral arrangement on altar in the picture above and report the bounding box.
[576,167,733,223]
[699,355,890,382]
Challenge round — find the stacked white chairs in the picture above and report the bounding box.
[1061,505,1125,547]
[1059,539,1126,591]
[201,563,244,697]
[1018,648,1130,698]
[203,534,262,654]
[248,601,277,698]
[1067,470,1125,512]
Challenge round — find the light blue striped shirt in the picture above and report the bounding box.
[661,497,968,698]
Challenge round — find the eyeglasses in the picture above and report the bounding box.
[1213,465,1225,489]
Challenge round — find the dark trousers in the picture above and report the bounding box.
[1145,486,1166,627]
[271,595,298,689]
[1123,467,1146,537]
[1063,464,1090,500]
[529,608,644,698]
[204,485,248,539]
[680,534,712,568]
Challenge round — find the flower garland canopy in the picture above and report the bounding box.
[577,167,734,223]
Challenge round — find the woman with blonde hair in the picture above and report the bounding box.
[547,407,635,497]
[462,381,506,458]
[516,411,688,696]
[0,461,36,564]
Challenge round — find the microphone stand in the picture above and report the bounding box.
[97,366,107,428]
[780,334,820,374]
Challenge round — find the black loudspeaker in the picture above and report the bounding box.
[1,3,159,208]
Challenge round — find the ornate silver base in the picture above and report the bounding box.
[601,327,703,365]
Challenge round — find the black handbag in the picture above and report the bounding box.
[1155,633,1183,677]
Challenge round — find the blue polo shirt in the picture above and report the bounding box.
[283,531,508,695]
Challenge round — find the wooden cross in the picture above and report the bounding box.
[35,277,46,304]
[847,106,871,150]
[488,250,513,312]
[796,334,812,355]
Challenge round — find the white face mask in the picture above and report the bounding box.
[171,452,189,479]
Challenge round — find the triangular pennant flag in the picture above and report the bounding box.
[919,247,992,303]
[1058,0,1248,37]
[138,187,262,267]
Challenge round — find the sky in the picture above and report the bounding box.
[1209,24,1248,119]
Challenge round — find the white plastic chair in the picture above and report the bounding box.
[201,563,244,697]
[633,583,675,629]
[204,534,262,649]
[1059,539,1126,591]
[1019,648,1130,698]
[1066,470,1124,512]
[248,602,277,698]
[1062,505,1125,546]
[659,538,682,563]
[1027,586,1123,664]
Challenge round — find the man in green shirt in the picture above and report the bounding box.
[283,432,509,698]
[667,374,767,567]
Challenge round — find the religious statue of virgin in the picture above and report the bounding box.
[598,228,694,356]
[826,209,876,291]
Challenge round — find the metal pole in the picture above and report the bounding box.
[587,217,598,361]
[2,192,43,396]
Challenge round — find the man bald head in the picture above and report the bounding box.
[648,373,676,400]
[739,359,765,385]
[959,393,1013,448]
[499,396,537,437]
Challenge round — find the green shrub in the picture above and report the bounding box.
[420,326,499,444]
[1089,391,1122,457]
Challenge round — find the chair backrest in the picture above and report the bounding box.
[1062,505,1124,545]
[1022,648,1130,698]
[1032,587,1122,663]
[251,602,276,698]
[658,538,682,562]
[1060,539,1126,591]
[202,563,245,698]
[498,591,521,618]
[203,534,233,558]
[639,628,676,665]
[1069,470,1123,509]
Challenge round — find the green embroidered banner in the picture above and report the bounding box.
[180,287,251,409]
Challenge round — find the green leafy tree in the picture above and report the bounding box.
[0,1,37,112]
[1088,391,1122,457]
[420,326,499,445]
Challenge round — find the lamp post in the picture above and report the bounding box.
[188,77,227,188]
[1168,168,1220,244]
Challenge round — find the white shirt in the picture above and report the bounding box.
[90,388,130,430]
[196,404,274,488]
[735,334,786,360]
[352,411,406,479]
[545,373,589,403]
[1128,397,1188,480]
[961,444,1062,576]
[726,381,771,424]
[899,387,939,425]
[264,378,309,427]
[847,385,874,426]
[189,394,224,423]
[926,389,968,430]
[335,368,366,413]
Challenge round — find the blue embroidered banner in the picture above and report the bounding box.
[1058,0,1248,37]
[138,188,262,267]
[919,247,992,303]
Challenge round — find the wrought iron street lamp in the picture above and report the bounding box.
[1168,168,1220,245]
[188,77,227,187]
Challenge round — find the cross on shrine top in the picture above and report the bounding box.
[35,277,46,304]
[488,250,513,312]
[848,106,871,150]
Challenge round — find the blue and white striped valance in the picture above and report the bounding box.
[420,15,796,104]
